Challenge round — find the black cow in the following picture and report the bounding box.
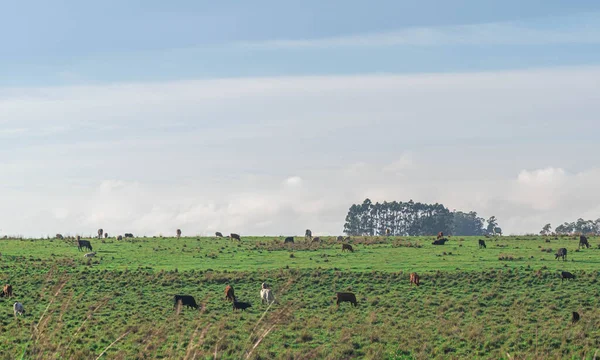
[555,248,567,261]
[572,312,580,324]
[77,239,93,252]
[579,235,590,249]
[232,301,252,311]
[432,238,448,245]
[336,292,357,307]
[312,236,320,243]
[230,233,241,241]
[342,244,354,252]
[478,239,487,249]
[561,271,575,282]
[174,295,199,310]
[124,233,134,238]
[337,236,344,241]
[305,229,312,240]
[215,232,224,237]
[284,237,294,244]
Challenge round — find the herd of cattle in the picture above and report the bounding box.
[2,230,593,318]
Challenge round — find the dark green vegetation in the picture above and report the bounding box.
[1,235,599,359]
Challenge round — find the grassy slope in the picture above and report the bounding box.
[0,235,599,359]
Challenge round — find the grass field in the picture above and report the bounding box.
[1,235,599,359]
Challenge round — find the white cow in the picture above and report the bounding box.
[84,252,96,258]
[13,302,25,316]
[260,288,275,305]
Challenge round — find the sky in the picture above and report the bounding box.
[1,1,600,237]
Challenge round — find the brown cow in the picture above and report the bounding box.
[437,232,444,240]
[225,285,236,302]
[342,244,354,252]
[410,273,420,286]
[336,292,357,307]
[2,284,13,298]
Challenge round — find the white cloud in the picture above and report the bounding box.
[1,66,600,237]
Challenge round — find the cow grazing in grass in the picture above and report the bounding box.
[561,271,575,282]
[572,312,580,324]
[478,239,487,249]
[174,295,199,310]
[233,301,252,311]
[225,285,236,302]
[312,237,320,243]
[13,302,25,316]
[230,233,241,241]
[342,244,354,252]
[305,229,312,241]
[432,238,448,245]
[579,235,590,249]
[84,252,96,258]
[104,233,108,239]
[117,235,123,240]
[97,229,103,239]
[56,234,64,239]
[555,248,567,261]
[410,273,420,286]
[215,232,223,237]
[124,233,134,238]
[260,288,275,305]
[284,237,294,244]
[2,284,13,298]
[336,292,357,307]
[437,232,444,240]
[176,229,182,238]
[77,239,93,252]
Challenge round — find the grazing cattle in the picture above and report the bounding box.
[410,273,420,286]
[337,236,344,241]
[2,284,13,298]
[336,292,358,307]
[572,312,580,324]
[555,248,567,261]
[84,252,96,258]
[260,288,275,305]
[386,228,391,236]
[478,239,487,249]
[215,232,223,237]
[312,236,320,243]
[561,271,575,282]
[124,233,134,238]
[305,229,312,240]
[284,237,294,244]
[174,295,199,310]
[232,301,252,311]
[432,238,448,245]
[98,229,103,239]
[230,233,241,241]
[579,235,590,249]
[104,233,108,239]
[13,302,25,316]
[117,235,123,240]
[342,244,354,252]
[77,239,93,252]
[224,285,236,302]
[56,234,64,239]
[437,232,444,240]
[176,229,182,239]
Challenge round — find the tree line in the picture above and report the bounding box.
[343,199,501,236]
[540,218,600,235]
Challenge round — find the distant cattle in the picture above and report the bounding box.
[337,236,344,241]
[478,239,487,249]
[336,292,357,307]
[437,232,444,240]
[260,288,275,305]
[312,237,320,243]
[555,248,567,261]
[232,301,252,311]
[284,237,294,244]
[230,233,241,241]
[104,233,108,239]
[305,229,312,240]
[98,229,103,239]
[410,273,420,286]
[342,244,354,252]
[124,233,134,238]
[432,238,448,245]
[386,228,391,236]
[225,285,236,302]
[215,232,224,237]
[56,234,64,239]
[1,284,13,298]
[561,271,575,282]
[261,282,270,290]
[572,312,580,324]
[579,235,590,249]
[77,239,93,252]
[13,302,25,316]
[174,295,199,310]
[117,235,123,241]
[84,252,96,258]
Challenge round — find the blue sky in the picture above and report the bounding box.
[1,2,600,237]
